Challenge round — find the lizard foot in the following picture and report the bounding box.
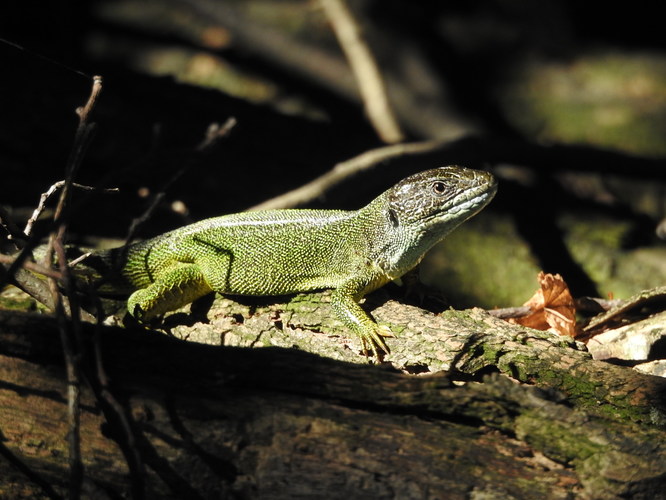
[127,289,151,322]
[359,324,394,359]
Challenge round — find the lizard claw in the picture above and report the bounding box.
[360,324,394,359]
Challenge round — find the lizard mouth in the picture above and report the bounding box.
[425,177,497,225]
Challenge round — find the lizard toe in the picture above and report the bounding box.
[359,324,392,358]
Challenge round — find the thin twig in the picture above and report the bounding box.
[50,76,103,225]
[90,294,146,499]
[196,118,237,152]
[51,232,83,499]
[250,139,443,210]
[44,75,103,500]
[25,181,63,237]
[2,177,117,310]
[486,306,532,320]
[67,252,92,268]
[24,181,119,237]
[0,253,63,280]
[320,0,404,143]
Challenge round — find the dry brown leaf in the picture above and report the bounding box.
[509,272,576,336]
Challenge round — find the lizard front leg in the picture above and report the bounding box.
[331,277,393,357]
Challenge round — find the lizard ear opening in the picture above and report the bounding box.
[388,207,399,228]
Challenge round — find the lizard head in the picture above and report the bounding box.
[386,165,497,245]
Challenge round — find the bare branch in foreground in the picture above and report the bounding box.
[43,74,103,500]
[0,253,62,280]
[23,181,119,237]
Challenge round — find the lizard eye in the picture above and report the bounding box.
[432,181,448,195]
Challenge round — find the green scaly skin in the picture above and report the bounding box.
[89,166,497,356]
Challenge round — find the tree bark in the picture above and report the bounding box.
[1,291,665,499]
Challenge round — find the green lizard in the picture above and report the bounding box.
[84,166,497,355]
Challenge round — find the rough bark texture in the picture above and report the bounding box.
[173,291,666,425]
[1,291,666,499]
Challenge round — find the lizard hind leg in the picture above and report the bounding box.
[127,263,214,321]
